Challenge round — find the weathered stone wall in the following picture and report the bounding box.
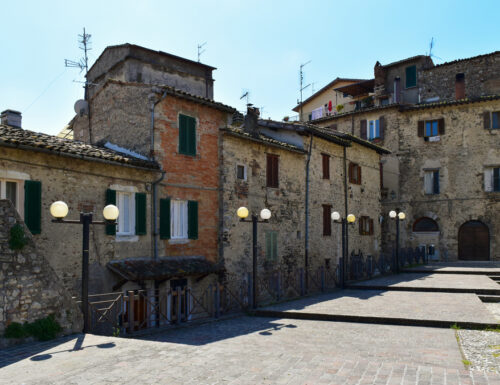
[0,200,82,339]
[0,146,157,295]
[420,52,500,101]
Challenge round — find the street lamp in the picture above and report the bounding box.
[237,206,271,308]
[50,201,119,333]
[331,211,356,288]
[389,209,405,273]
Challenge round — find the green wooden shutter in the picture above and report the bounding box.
[135,193,147,235]
[494,168,500,192]
[187,116,196,156]
[179,115,196,156]
[188,200,198,239]
[433,171,440,194]
[159,198,171,239]
[179,114,188,154]
[105,189,116,235]
[24,180,41,234]
[405,65,417,88]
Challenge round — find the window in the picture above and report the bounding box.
[308,113,312,121]
[343,92,349,98]
[171,200,188,239]
[359,216,374,235]
[265,231,278,261]
[368,120,380,140]
[484,111,500,129]
[413,217,439,232]
[179,114,196,156]
[236,164,247,181]
[455,73,465,99]
[425,121,438,137]
[405,65,417,88]
[418,119,444,139]
[0,179,21,212]
[484,167,500,192]
[322,154,330,179]
[266,154,279,188]
[349,162,361,185]
[322,205,332,236]
[117,192,135,235]
[424,170,440,195]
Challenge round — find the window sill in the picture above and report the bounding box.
[116,235,139,242]
[169,238,190,245]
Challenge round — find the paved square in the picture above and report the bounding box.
[405,262,500,275]
[259,289,499,325]
[1,316,499,384]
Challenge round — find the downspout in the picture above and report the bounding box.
[151,91,168,260]
[304,132,314,289]
[343,146,349,264]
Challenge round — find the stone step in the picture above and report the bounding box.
[489,276,500,281]
[347,284,500,296]
[478,294,500,303]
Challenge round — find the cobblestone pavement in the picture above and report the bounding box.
[261,289,498,324]
[458,329,500,373]
[351,273,500,292]
[1,316,499,384]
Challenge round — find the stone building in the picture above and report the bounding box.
[307,50,500,261]
[221,108,388,281]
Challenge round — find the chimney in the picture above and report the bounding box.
[455,73,465,100]
[1,110,22,128]
[244,106,260,138]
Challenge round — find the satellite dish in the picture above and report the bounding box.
[74,100,89,116]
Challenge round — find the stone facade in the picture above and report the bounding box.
[0,200,82,341]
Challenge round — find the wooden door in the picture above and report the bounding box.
[458,221,489,260]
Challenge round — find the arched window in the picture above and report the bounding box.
[413,217,439,232]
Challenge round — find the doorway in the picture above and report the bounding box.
[458,221,489,260]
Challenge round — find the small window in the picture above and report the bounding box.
[322,205,332,236]
[413,217,439,232]
[425,121,439,137]
[349,162,361,185]
[236,164,247,181]
[308,113,312,121]
[424,170,440,195]
[322,154,330,179]
[171,200,188,239]
[117,192,135,235]
[368,119,380,140]
[179,114,196,156]
[484,112,500,129]
[0,179,22,215]
[265,231,278,261]
[359,216,374,235]
[266,154,279,188]
[484,167,500,192]
[405,65,417,88]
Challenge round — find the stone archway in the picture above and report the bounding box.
[458,221,490,261]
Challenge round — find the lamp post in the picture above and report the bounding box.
[50,201,119,333]
[237,206,271,309]
[331,211,356,288]
[389,209,405,273]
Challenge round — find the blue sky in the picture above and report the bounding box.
[1,0,498,136]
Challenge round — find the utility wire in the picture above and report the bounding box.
[23,68,68,113]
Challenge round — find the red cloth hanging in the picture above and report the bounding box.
[328,100,333,112]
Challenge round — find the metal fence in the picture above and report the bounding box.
[85,247,427,336]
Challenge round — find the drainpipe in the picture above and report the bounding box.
[304,132,314,291]
[343,146,349,270]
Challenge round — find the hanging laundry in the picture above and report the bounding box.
[311,106,324,120]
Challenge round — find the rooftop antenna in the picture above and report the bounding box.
[259,106,265,118]
[299,60,311,121]
[197,42,207,62]
[65,28,92,99]
[311,82,316,95]
[240,91,250,107]
[427,37,442,61]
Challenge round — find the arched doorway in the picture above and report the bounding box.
[458,221,490,261]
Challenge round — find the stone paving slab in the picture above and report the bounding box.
[1,316,498,384]
[350,273,500,294]
[257,290,499,326]
[405,262,500,275]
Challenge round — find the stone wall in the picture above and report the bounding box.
[420,52,500,102]
[0,200,82,339]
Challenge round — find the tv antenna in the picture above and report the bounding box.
[240,90,250,106]
[65,28,92,99]
[299,60,311,121]
[197,42,207,62]
[427,37,442,61]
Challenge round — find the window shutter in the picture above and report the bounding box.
[348,163,354,183]
[187,116,196,156]
[433,171,440,194]
[379,116,385,139]
[105,189,116,235]
[438,118,445,135]
[484,112,491,129]
[357,164,362,184]
[418,121,424,137]
[360,120,367,139]
[359,217,363,235]
[188,200,198,239]
[273,156,279,187]
[135,193,147,235]
[322,154,330,179]
[322,205,331,236]
[24,180,41,234]
[179,114,187,154]
[369,218,374,235]
[484,169,493,192]
[494,168,500,192]
[159,198,171,239]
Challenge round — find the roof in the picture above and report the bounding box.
[334,79,375,97]
[107,256,223,281]
[312,102,401,123]
[378,55,430,68]
[292,78,367,112]
[0,124,160,170]
[329,131,390,154]
[100,79,236,113]
[88,43,216,76]
[401,94,500,112]
[428,51,500,69]
[222,125,307,154]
